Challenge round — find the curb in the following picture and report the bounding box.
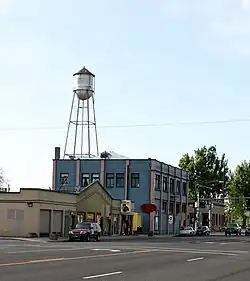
[0,237,47,243]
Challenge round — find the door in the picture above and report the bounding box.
[53,210,63,235]
[40,210,51,237]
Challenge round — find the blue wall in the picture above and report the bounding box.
[56,160,77,192]
[104,159,126,200]
[54,157,189,233]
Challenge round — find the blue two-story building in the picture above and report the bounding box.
[52,147,189,234]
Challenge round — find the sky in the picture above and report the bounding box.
[1,0,250,191]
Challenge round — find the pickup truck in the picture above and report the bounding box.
[225,223,241,236]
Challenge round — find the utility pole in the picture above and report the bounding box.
[194,184,200,231]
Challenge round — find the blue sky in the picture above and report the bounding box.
[1,0,250,191]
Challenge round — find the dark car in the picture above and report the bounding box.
[68,222,101,242]
[225,223,241,236]
[196,226,210,236]
[245,224,250,236]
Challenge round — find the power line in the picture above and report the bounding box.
[0,118,250,131]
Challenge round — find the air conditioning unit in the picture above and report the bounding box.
[120,200,132,214]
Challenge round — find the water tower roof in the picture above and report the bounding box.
[73,67,95,77]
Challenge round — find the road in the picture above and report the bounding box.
[1,236,250,281]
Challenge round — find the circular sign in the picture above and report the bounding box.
[168,215,173,224]
[140,203,157,213]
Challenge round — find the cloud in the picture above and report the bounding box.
[162,0,250,57]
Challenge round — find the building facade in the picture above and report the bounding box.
[0,181,141,238]
[52,148,189,234]
[188,200,225,231]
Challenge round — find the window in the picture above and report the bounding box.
[170,202,174,213]
[176,180,181,194]
[182,182,187,195]
[176,204,180,214]
[91,173,100,182]
[81,173,90,187]
[116,173,125,188]
[162,200,167,212]
[106,173,115,188]
[131,173,140,188]
[155,174,161,190]
[182,204,186,213]
[163,176,168,192]
[170,178,175,193]
[60,173,69,185]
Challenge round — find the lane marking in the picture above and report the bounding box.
[187,257,204,262]
[83,271,122,279]
[0,247,243,268]
[92,249,121,252]
[0,250,152,268]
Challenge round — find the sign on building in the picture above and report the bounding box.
[168,215,173,224]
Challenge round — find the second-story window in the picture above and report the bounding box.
[82,173,90,187]
[106,173,115,188]
[91,173,100,182]
[163,176,168,192]
[131,173,140,188]
[176,180,181,194]
[155,174,161,190]
[182,182,187,196]
[170,178,175,193]
[116,173,125,188]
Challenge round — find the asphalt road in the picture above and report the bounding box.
[1,236,250,281]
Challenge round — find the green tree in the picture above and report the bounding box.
[228,161,250,218]
[179,145,229,199]
[0,168,5,187]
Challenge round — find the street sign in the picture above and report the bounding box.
[168,215,173,224]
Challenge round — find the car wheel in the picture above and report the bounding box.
[69,238,74,242]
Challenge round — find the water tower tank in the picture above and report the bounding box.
[73,67,95,101]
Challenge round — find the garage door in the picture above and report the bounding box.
[53,210,63,234]
[40,210,51,237]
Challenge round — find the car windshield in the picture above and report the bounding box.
[75,223,91,229]
[228,224,237,228]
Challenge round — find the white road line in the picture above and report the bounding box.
[187,257,204,262]
[82,271,122,279]
[92,249,121,252]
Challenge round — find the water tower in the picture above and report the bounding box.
[63,67,99,159]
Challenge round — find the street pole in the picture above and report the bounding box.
[195,184,200,231]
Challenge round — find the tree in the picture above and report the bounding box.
[0,168,5,187]
[227,161,250,218]
[179,145,229,199]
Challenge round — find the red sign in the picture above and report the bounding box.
[140,203,157,213]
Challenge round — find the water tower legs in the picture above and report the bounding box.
[63,92,99,159]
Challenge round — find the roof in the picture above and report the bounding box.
[81,180,114,200]
[73,66,95,77]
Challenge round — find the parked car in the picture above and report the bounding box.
[68,222,102,242]
[196,226,210,236]
[245,224,250,236]
[179,226,195,236]
[225,223,241,236]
